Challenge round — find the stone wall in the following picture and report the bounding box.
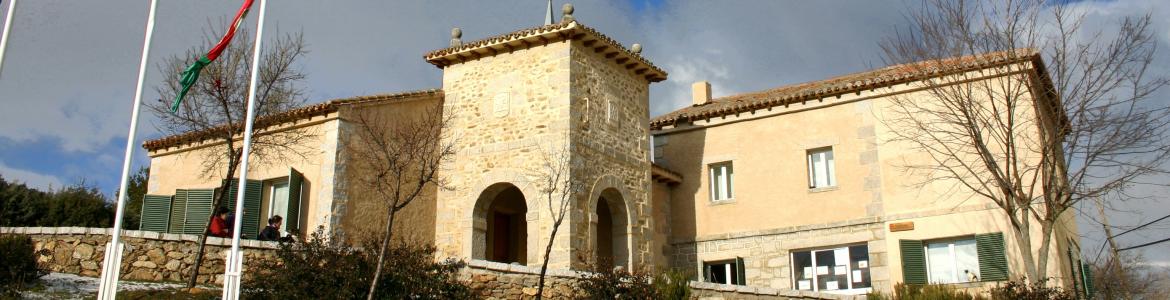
[461,259,862,300]
[1,227,279,285]
[567,37,655,270]
[435,39,575,267]
[672,220,889,292]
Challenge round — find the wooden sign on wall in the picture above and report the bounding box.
[889,222,915,232]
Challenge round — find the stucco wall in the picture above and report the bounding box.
[652,64,1080,291]
[332,96,444,245]
[146,115,341,238]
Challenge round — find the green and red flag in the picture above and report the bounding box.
[170,0,255,113]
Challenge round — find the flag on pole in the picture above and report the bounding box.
[171,0,255,113]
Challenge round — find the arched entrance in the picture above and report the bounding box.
[473,183,527,264]
[594,188,629,268]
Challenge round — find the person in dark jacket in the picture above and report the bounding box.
[258,215,283,241]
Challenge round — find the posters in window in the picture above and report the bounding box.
[826,281,838,290]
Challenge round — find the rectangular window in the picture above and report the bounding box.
[709,162,734,201]
[807,148,836,188]
[269,180,290,234]
[925,238,981,284]
[704,258,745,285]
[791,244,871,293]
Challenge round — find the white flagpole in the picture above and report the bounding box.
[223,0,266,298]
[0,0,18,78]
[97,0,158,299]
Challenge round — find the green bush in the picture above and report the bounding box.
[575,266,692,300]
[653,268,692,300]
[868,281,1075,300]
[0,235,46,297]
[988,280,1073,300]
[868,283,983,300]
[243,227,472,300]
[575,266,657,300]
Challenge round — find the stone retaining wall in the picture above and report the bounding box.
[1,227,279,285]
[461,259,863,300]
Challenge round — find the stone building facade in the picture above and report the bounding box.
[136,10,1085,297]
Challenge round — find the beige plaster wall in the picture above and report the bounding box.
[146,114,341,238]
[654,64,1080,290]
[332,96,444,245]
[883,205,1080,291]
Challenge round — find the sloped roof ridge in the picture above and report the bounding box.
[142,88,443,151]
[649,48,1039,130]
[423,20,667,81]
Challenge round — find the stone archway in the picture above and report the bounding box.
[594,187,630,268]
[473,182,528,264]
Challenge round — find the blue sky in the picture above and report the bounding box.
[1,0,1169,263]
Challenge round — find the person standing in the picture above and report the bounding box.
[208,207,231,238]
[258,215,283,241]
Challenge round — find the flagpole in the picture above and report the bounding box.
[0,0,17,78]
[223,0,266,298]
[97,0,157,299]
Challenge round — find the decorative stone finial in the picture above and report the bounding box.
[561,3,574,23]
[450,27,462,47]
[631,43,642,54]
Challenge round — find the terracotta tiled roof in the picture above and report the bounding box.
[424,20,667,82]
[143,89,443,151]
[649,49,1042,130]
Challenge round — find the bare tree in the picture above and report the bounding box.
[534,144,583,300]
[1092,254,1170,300]
[149,27,311,288]
[341,100,456,300]
[880,0,1169,281]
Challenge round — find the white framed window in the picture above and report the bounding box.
[807,147,836,189]
[704,258,745,285]
[791,244,871,294]
[708,162,734,201]
[925,238,981,284]
[266,178,295,235]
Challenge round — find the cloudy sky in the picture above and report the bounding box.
[0,0,1168,264]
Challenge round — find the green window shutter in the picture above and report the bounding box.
[243,180,262,238]
[183,189,215,235]
[735,257,747,285]
[169,190,189,234]
[976,232,1010,281]
[1081,262,1094,298]
[899,239,927,285]
[139,195,173,233]
[223,179,263,239]
[286,168,304,234]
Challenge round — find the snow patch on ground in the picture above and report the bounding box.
[21,272,188,299]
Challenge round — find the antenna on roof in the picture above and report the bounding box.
[544,0,554,25]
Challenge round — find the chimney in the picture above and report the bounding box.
[692,81,711,106]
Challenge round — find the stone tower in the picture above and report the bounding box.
[424,9,667,270]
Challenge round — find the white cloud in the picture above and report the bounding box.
[0,161,63,191]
